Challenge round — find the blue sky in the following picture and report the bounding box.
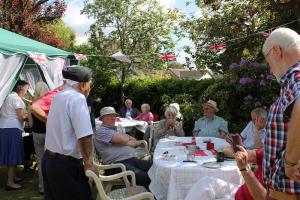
[63,0,200,63]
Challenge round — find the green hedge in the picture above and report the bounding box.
[93,58,279,135]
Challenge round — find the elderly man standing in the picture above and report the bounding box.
[42,66,98,200]
[94,107,151,189]
[193,100,228,138]
[263,27,300,199]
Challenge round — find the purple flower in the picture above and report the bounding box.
[240,58,251,66]
[260,80,266,86]
[244,94,253,101]
[239,77,254,85]
[266,74,273,80]
[229,63,239,69]
[249,61,261,68]
[260,74,265,78]
[255,101,262,107]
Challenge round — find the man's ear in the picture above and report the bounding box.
[273,45,283,58]
[79,82,86,89]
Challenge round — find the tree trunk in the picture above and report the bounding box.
[120,65,127,105]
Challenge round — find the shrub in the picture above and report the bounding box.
[93,58,279,135]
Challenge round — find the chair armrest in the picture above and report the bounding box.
[95,163,131,187]
[100,170,136,186]
[137,140,149,153]
[97,163,126,172]
[124,192,155,200]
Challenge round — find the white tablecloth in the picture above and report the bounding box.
[95,118,148,133]
[148,137,243,200]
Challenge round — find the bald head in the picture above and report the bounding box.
[124,99,132,108]
[263,28,300,56]
[263,28,300,81]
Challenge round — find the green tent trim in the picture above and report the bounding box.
[0,28,74,59]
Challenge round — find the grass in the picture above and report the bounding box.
[0,166,100,200]
[0,166,43,200]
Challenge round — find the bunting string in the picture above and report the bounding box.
[207,18,300,54]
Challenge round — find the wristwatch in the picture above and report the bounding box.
[239,164,250,172]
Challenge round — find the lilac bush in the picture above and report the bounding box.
[239,77,254,85]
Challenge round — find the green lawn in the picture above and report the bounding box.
[0,167,43,200]
[0,166,100,200]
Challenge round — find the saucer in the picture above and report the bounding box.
[168,136,177,140]
[202,161,222,169]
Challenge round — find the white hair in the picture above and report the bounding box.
[34,81,49,100]
[141,103,150,111]
[165,106,178,117]
[263,28,300,55]
[252,107,268,119]
[169,103,180,112]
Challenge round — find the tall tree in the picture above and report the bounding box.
[82,0,182,103]
[181,0,300,73]
[45,19,76,50]
[0,0,67,48]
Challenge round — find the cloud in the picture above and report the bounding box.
[175,37,196,66]
[63,0,177,44]
[157,0,176,11]
[63,0,95,44]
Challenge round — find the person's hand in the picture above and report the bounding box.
[285,162,300,183]
[84,164,99,188]
[234,145,249,170]
[226,134,243,150]
[225,134,233,145]
[164,119,171,128]
[165,119,174,130]
[170,119,176,128]
[85,163,99,176]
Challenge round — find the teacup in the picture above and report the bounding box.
[186,145,197,161]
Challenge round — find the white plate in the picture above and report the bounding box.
[168,136,177,140]
[202,161,222,169]
[224,157,236,161]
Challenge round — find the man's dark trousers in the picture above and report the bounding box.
[42,151,92,200]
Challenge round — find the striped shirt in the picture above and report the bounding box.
[263,61,300,194]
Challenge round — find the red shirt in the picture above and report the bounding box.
[135,112,154,124]
[34,87,62,113]
[235,149,264,200]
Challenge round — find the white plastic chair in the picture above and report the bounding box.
[148,121,159,152]
[86,168,155,200]
[96,163,131,193]
[135,140,151,160]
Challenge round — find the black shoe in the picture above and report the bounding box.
[5,185,23,191]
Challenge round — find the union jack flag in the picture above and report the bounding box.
[159,51,176,62]
[74,53,88,61]
[27,51,48,68]
[209,43,226,54]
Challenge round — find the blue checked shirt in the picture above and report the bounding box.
[263,61,300,194]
